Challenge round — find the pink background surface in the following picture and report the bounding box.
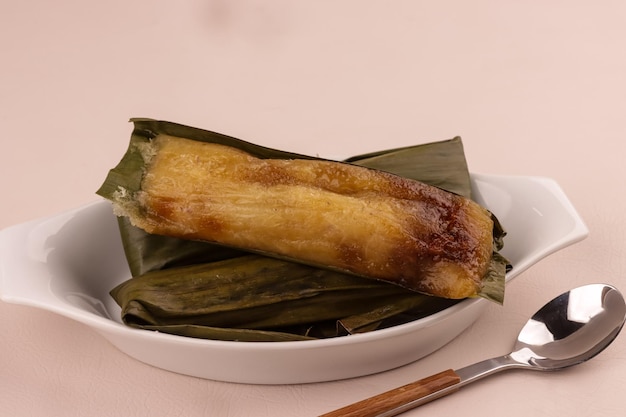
[2,1,626,416]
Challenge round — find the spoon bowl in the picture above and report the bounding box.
[513,283,625,370]
[321,284,626,417]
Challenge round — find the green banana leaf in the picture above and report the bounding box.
[99,118,508,342]
[110,255,460,341]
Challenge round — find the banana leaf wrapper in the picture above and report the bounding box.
[101,119,508,342]
[110,255,460,341]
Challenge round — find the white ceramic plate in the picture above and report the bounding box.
[0,174,588,384]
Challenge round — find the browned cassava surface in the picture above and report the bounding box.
[112,134,494,299]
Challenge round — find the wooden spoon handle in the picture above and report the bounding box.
[319,369,461,417]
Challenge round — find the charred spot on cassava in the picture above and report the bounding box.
[112,134,497,299]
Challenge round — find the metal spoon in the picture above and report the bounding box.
[320,283,626,417]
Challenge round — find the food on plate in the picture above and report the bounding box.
[102,129,496,299]
[98,119,508,341]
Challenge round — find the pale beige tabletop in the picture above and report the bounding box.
[2,1,626,416]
